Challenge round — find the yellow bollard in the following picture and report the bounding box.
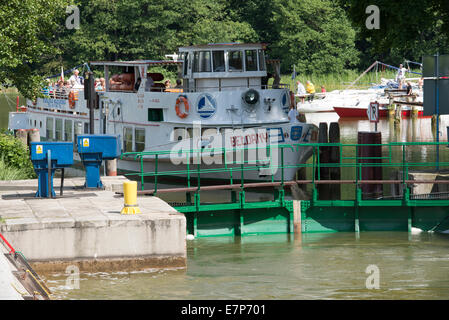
[121,181,141,214]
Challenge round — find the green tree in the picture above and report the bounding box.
[269,0,359,75]
[0,0,72,98]
[58,0,258,69]
[343,0,449,66]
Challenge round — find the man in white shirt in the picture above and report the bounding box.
[69,69,82,88]
[288,104,300,123]
[396,64,408,89]
[296,81,306,103]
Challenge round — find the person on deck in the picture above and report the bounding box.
[396,64,408,89]
[320,85,326,98]
[296,81,306,103]
[164,80,171,90]
[69,69,82,88]
[100,78,106,90]
[406,82,413,95]
[288,103,300,123]
[94,78,102,91]
[306,81,315,102]
[145,75,154,91]
[418,77,424,90]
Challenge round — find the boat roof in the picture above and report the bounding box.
[90,60,182,67]
[179,42,267,51]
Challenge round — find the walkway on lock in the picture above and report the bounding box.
[121,141,449,236]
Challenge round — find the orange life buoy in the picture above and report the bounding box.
[68,91,76,109]
[175,96,189,119]
[290,90,295,108]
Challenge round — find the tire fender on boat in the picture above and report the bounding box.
[175,95,189,119]
[68,91,76,109]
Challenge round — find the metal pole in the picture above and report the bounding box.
[436,53,440,171]
[89,97,94,134]
[60,168,64,196]
[47,150,52,198]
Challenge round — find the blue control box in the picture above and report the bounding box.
[77,134,121,160]
[76,134,121,188]
[30,142,74,197]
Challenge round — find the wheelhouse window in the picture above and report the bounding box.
[193,51,212,73]
[245,50,258,71]
[229,51,243,71]
[124,127,133,152]
[258,50,266,71]
[55,118,63,141]
[212,51,225,72]
[182,53,189,76]
[64,119,72,141]
[135,128,145,152]
[46,118,54,141]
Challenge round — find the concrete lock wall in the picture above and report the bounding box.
[2,217,186,263]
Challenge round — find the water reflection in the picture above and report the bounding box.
[305,113,449,143]
[45,232,449,300]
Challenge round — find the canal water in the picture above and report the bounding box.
[2,92,449,299]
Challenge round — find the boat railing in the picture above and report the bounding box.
[120,141,449,208]
[134,83,290,93]
[39,88,92,100]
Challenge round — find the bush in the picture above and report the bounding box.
[0,133,36,179]
[0,157,32,180]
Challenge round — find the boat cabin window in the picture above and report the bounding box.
[245,50,258,71]
[64,120,72,141]
[219,127,233,135]
[229,51,243,72]
[186,128,193,140]
[148,108,164,122]
[55,118,63,141]
[201,128,217,137]
[193,51,212,73]
[212,51,225,72]
[135,128,145,152]
[74,121,83,146]
[258,50,266,71]
[124,127,133,152]
[182,53,189,76]
[109,66,135,92]
[172,127,188,141]
[46,118,54,141]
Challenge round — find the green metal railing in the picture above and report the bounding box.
[121,141,449,211]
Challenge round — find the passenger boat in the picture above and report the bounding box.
[8,43,319,182]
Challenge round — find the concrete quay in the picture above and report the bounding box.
[0,177,186,273]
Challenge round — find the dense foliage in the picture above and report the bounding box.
[0,133,36,179]
[2,0,449,97]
